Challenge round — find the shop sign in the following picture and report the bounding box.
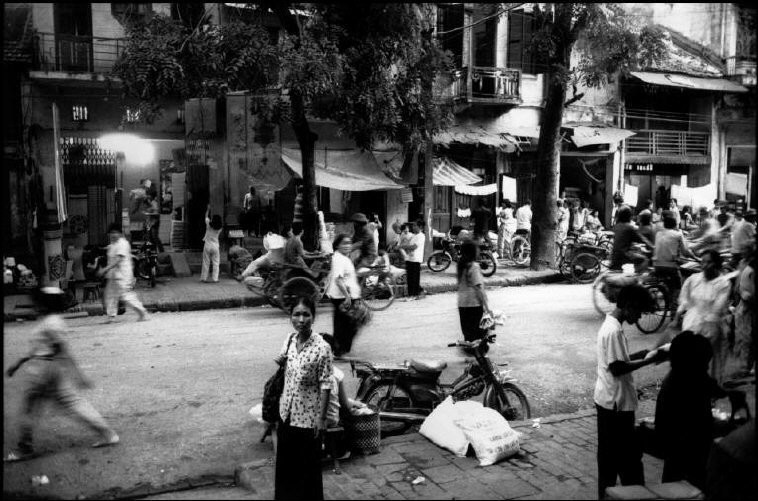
[625,163,653,172]
[401,188,413,203]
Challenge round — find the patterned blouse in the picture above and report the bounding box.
[278,332,333,429]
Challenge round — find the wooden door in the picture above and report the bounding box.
[185,163,209,249]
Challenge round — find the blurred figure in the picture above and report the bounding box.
[456,239,491,346]
[497,199,516,257]
[368,213,382,255]
[730,210,756,267]
[733,248,756,378]
[4,287,120,462]
[638,211,655,244]
[472,198,492,247]
[515,199,532,240]
[350,213,376,270]
[556,199,569,243]
[101,224,148,322]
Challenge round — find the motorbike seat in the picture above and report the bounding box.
[409,359,447,373]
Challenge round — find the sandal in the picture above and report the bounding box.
[92,433,120,448]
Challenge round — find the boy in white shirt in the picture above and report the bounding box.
[400,221,425,300]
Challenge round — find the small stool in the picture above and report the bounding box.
[82,282,102,303]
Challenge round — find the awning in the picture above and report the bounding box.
[562,124,636,148]
[434,124,521,152]
[433,157,482,186]
[629,71,748,93]
[454,184,498,196]
[281,147,404,191]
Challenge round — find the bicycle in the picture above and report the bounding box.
[591,270,671,334]
[427,232,498,277]
[499,232,531,266]
[357,265,396,311]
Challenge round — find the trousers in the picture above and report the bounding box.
[596,404,644,498]
[405,261,421,296]
[331,298,358,355]
[18,359,114,452]
[104,278,147,318]
[275,421,323,500]
[201,242,220,282]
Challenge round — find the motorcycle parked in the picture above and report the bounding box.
[349,333,530,437]
[132,240,158,288]
[427,231,497,277]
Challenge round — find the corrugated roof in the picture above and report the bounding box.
[629,71,748,93]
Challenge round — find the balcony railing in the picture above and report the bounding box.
[439,66,521,105]
[32,32,125,74]
[625,129,710,157]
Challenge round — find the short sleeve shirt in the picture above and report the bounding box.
[457,262,485,307]
[107,237,134,281]
[326,252,361,299]
[516,206,532,230]
[278,333,333,428]
[203,219,222,245]
[653,228,686,268]
[593,315,638,412]
[610,223,644,270]
[406,233,426,263]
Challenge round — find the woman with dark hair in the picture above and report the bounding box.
[456,239,492,346]
[497,199,516,258]
[609,205,653,271]
[201,206,223,283]
[673,248,732,384]
[274,296,332,500]
[325,234,362,356]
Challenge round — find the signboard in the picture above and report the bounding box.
[623,184,638,208]
[401,188,413,203]
[501,175,517,201]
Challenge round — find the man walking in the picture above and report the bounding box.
[400,221,425,300]
[594,283,664,498]
[100,224,149,322]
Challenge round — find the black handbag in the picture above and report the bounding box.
[261,333,296,424]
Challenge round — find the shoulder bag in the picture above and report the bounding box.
[261,333,296,424]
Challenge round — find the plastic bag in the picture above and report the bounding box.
[248,403,265,424]
[453,400,520,466]
[419,396,470,457]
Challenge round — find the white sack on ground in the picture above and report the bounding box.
[453,400,520,466]
[419,396,469,457]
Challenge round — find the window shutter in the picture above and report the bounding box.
[508,12,524,70]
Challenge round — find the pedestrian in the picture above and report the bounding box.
[242,186,260,236]
[730,209,756,268]
[669,199,681,229]
[349,213,376,269]
[578,200,590,231]
[326,234,362,357]
[472,198,492,246]
[237,230,286,283]
[274,296,332,501]
[200,206,223,283]
[609,206,653,271]
[654,331,745,490]
[673,249,732,384]
[456,239,492,346]
[143,194,164,253]
[368,213,382,255]
[652,212,698,299]
[594,283,664,498]
[100,223,149,322]
[556,199,569,244]
[400,221,425,300]
[515,199,532,240]
[497,199,516,258]
[733,249,756,378]
[4,287,120,462]
[611,192,625,227]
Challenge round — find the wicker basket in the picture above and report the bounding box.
[345,410,381,455]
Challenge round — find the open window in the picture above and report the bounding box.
[507,10,537,74]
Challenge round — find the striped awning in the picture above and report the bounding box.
[433,157,481,186]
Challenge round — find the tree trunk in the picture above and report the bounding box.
[290,91,319,251]
[530,72,568,270]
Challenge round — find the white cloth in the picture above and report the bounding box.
[499,207,517,234]
[263,232,286,250]
[326,365,345,427]
[593,315,638,412]
[201,242,220,281]
[326,252,361,299]
[678,272,731,334]
[405,232,426,263]
[104,278,146,318]
[557,207,569,240]
[515,205,532,231]
[106,237,134,281]
[203,218,222,245]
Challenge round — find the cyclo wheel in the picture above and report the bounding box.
[635,281,670,334]
[558,242,575,278]
[592,273,615,315]
[427,252,452,272]
[479,252,497,277]
[570,252,602,284]
[361,382,415,437]
[483,383,531,421]
[264,274,285,310]
[361,273,395,311]
[511,236,530,266]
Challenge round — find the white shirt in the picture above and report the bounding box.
[678,272,731,335]
[106,237,134,281]
[594,315,638,412]
[326,252,361,299]
[326,365,345,426]
[515,206,532,231]
[203,218,222,246]
[405,232,426,263]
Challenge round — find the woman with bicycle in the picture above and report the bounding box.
[457,239,492,350]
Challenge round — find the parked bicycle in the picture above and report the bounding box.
[357,265,396,311]
[427,231,497,277]
[500,232,531,266]
[349,333,531,437]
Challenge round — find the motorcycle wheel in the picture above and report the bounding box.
[483,383,531,421]
[479,252,497,277]
[511,236,530,266]
[150,266,157,288]
[592,274,615,315]
[361,382,415,437]
[427,252,452,272]
[635,282,670,334]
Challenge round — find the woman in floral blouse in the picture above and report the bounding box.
[274,296,333,500]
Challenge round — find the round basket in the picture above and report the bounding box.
[345,410,381,455]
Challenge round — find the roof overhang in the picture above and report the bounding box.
[432,157,482,186]
[562,124,636,148]
[629,71,748,93]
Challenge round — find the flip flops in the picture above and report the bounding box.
[92,433,120,448]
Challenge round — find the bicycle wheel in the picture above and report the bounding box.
[264,275,285,310]
[558,243,575,278]
[511,236,530,266]
[361,275,395,311]
[635,282,670,334]
[427,252,452,272]
[592,274,615,315]
[484,383,531,421]
[479,252,497,277]
[570,252,602,284]
[362,382,415,437]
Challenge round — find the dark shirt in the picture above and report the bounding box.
[472,207,491,235]
[639,225,655,245]
[354,225,376,259]
[610,222,645,270]
[284,236,306,267]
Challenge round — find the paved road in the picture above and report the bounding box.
[3,283,670,499]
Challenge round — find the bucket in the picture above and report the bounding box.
[345,410,381,455]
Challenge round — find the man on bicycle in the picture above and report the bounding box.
[653,211,699,302]
[515,199,532,241]
[609,206,653,272]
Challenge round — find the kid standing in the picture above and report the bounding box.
[201,205,223,283]
[5,288,119,462]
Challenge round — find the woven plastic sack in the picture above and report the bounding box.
[453,400,520,466]
[419,396,469,457]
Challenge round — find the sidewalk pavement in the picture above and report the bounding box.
[146,406,662,500]
[4,264,561,322]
